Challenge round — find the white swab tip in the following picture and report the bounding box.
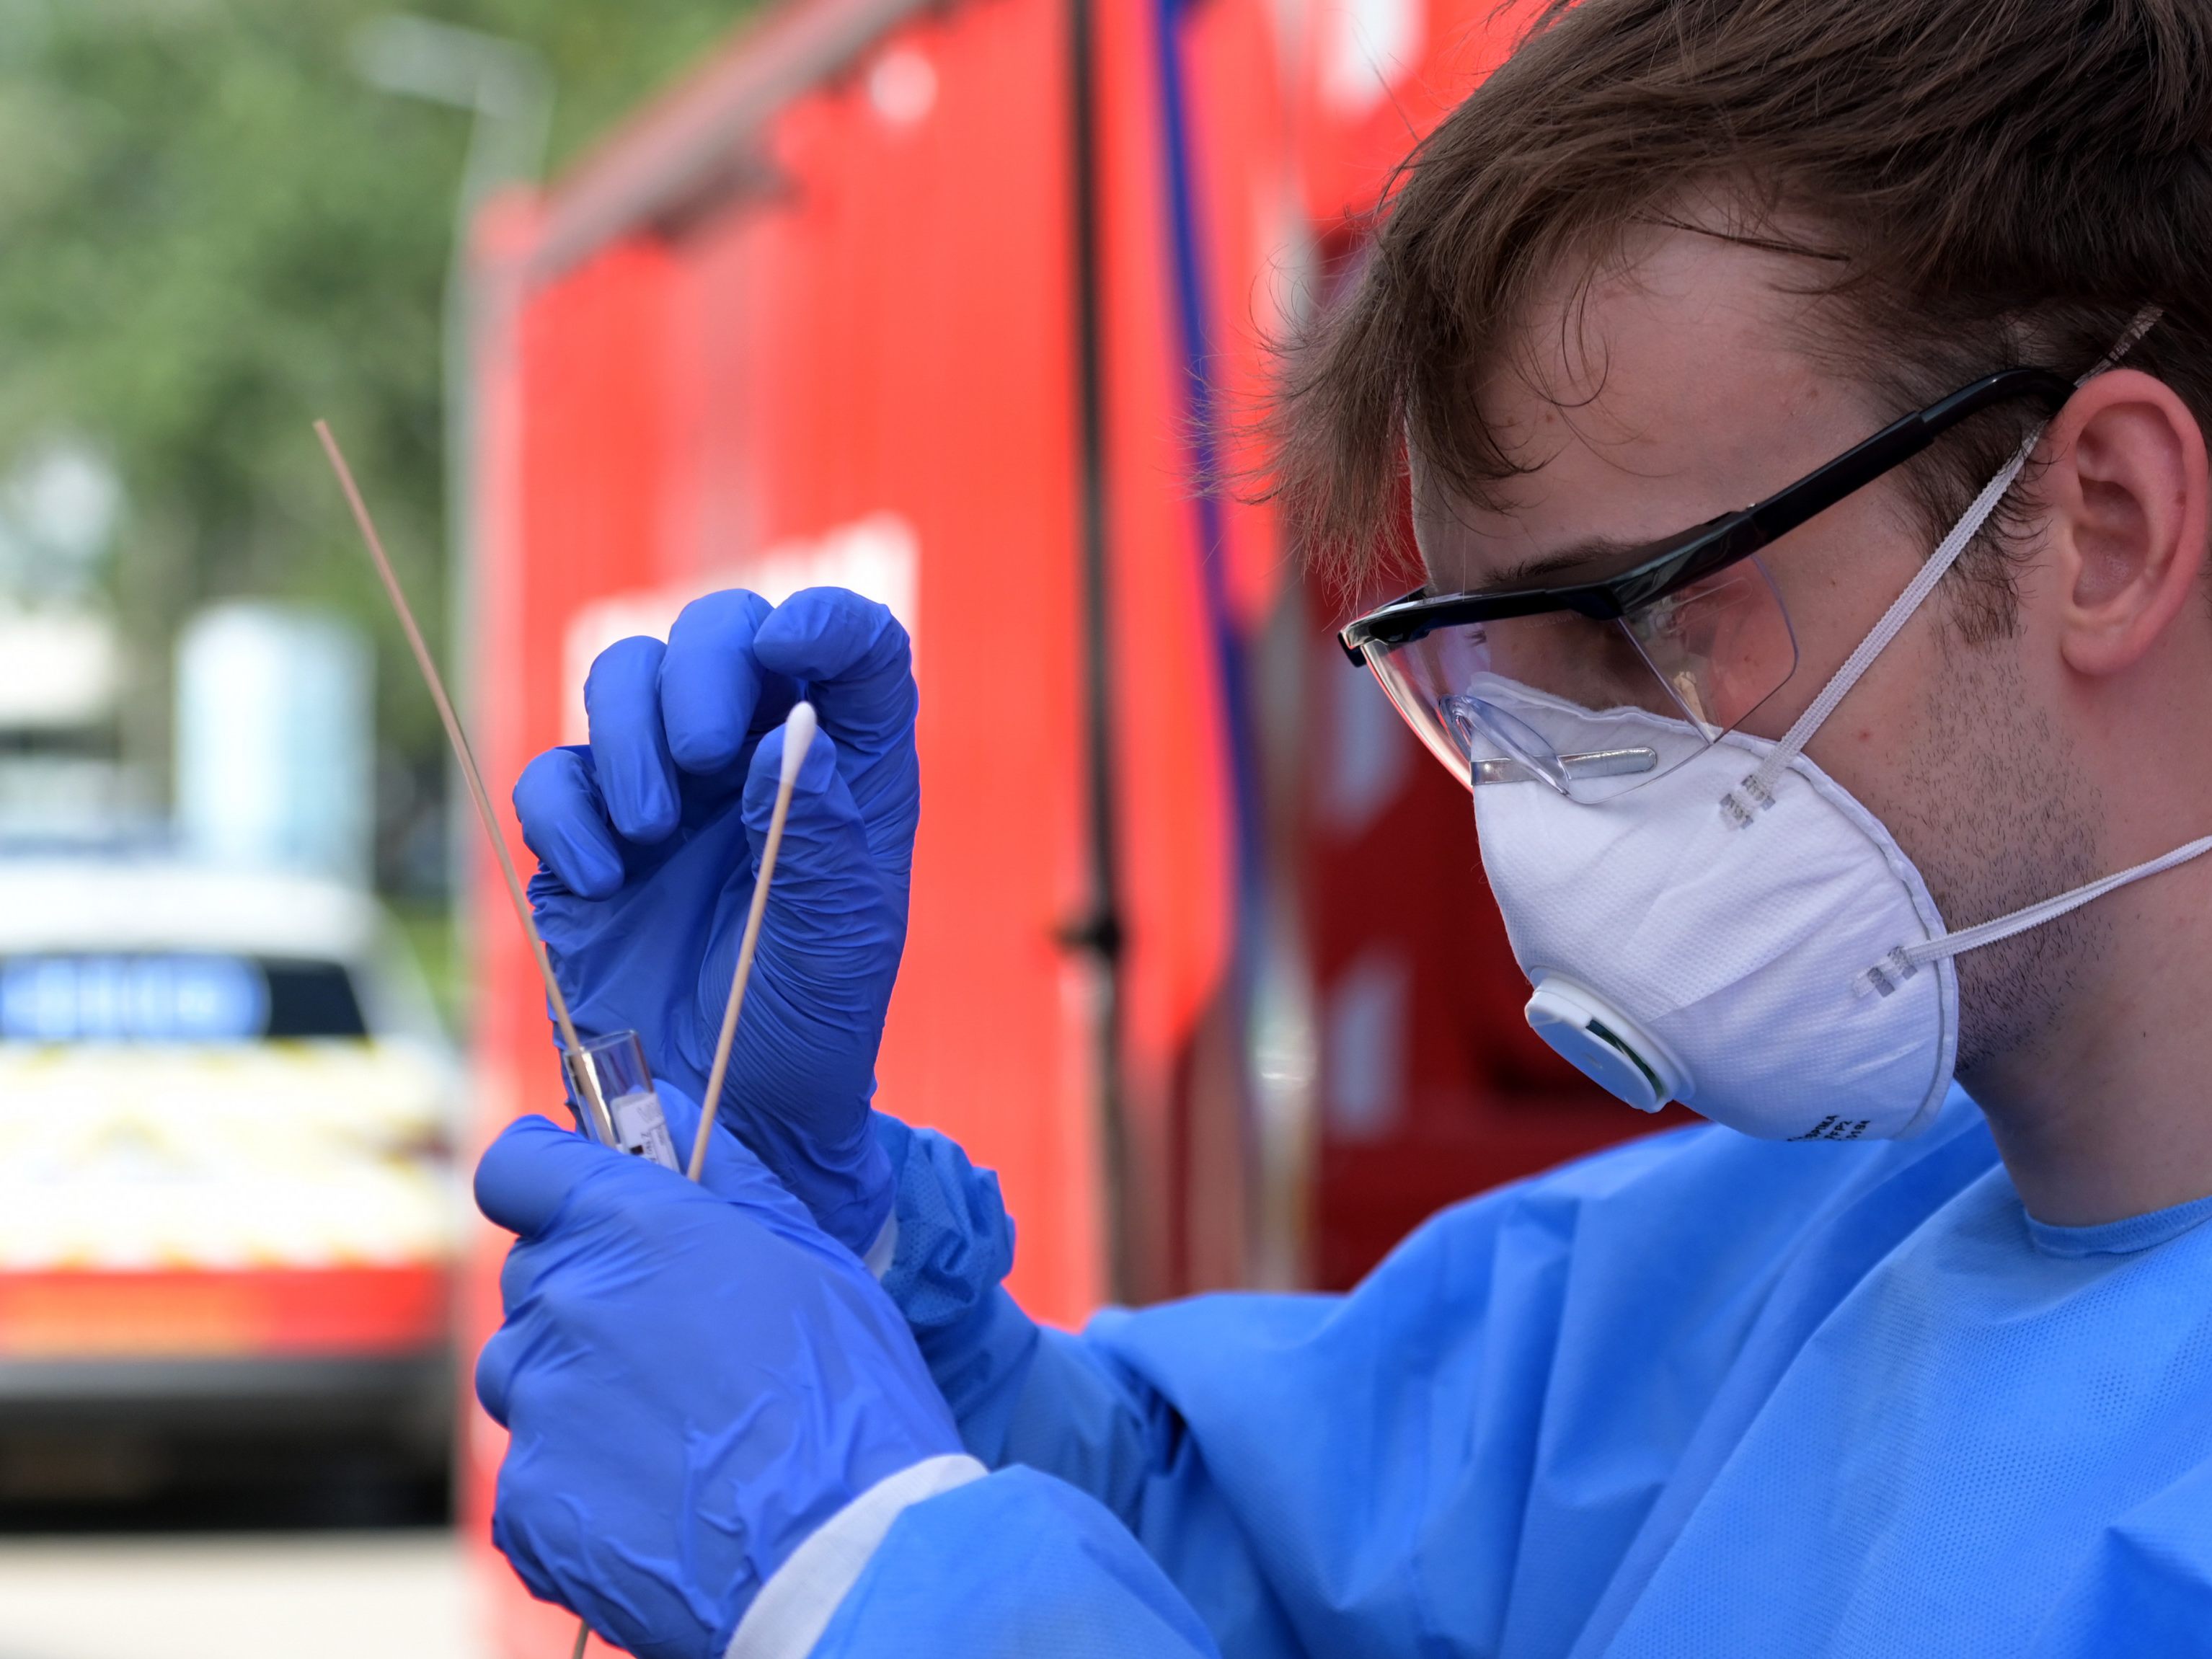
[779,701,819,788]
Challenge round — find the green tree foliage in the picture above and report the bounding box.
[0,0,748,812]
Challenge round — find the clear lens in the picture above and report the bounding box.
[1359,556,1797,801]
[1621,557,1798,737]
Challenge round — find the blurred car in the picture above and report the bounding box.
[0,858,460,1516]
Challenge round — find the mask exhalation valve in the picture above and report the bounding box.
[1523,975,1684,1113]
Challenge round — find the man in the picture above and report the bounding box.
[472,0,2212,1653]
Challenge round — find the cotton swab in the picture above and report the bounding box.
[687,699,818,1182]
[312,420,616,1149]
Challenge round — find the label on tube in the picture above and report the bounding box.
[607,1088,682,1170]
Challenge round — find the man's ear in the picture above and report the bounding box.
[2043,368,2211,678]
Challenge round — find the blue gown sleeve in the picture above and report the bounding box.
[869,1102,2001,1658]
[810,1466,1225,1658]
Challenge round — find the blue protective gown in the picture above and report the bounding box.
[811,1093,2212,1656]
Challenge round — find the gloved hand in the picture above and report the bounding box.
[513,586,918,1255]
[474,1109,965,1659]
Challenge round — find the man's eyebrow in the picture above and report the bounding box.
[1446,534,1655,596]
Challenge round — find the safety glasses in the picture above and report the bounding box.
[1339,366,2076,801]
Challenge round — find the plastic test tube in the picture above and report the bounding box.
[562,1030,683,1171]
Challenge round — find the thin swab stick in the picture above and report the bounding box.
[687,701,818,1182]
[313,420,616,1150]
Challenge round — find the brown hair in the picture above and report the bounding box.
[1274,0,2212,631]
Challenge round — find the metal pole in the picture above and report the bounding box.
[1063,0,1132,1303]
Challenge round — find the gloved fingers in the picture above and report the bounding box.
[474,1322,521,1427]
[584,636,682,844]
[738,724,887,973]
[495,1223,547,1314]
[489,1490,573,1618]
[513,747,625,901]
[752,588,916,748]
[660,589,802,776]
[727,722,898,1069]
[752,590,919,859]
[479,1109,718,1246]
[475,1114,617,1239]
[653,1080,759,1202]
[664,1081,838,1233]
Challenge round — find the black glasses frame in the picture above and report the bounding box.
[1337,365,2076,665]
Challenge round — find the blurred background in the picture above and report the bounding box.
[0,0,1676,1653]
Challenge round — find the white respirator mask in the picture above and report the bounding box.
[1473,704,1962,1139]
[1410,313,2212,1140]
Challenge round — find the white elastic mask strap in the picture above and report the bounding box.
[1858,833,2212,999]
[1727,435,2034,818]
[1725,307,2165,820]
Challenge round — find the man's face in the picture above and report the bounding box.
[1416,224,2107,1074]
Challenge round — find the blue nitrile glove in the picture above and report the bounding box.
[474,1107,966,1659]
[512,586,918,1255]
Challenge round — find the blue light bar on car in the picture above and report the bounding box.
[0,954,271,1043]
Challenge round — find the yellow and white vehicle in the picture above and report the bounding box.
[0,859,460,1508]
